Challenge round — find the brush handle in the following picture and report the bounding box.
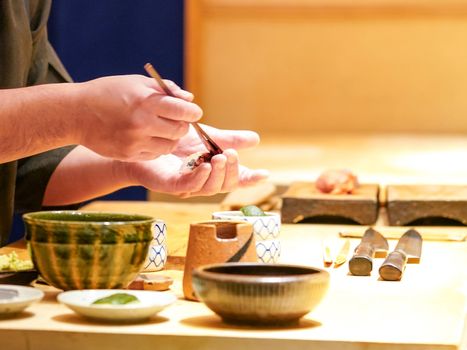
[379,250,407,281]
[348,242,374,276]
[144,63,223,155]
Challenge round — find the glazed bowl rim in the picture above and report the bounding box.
[193,262,329,284]
[23,210,156,226]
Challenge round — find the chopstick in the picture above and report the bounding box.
[333,239,350,268]
[322,243,333,267]
[322,239,350,268]
[144,63,223,155]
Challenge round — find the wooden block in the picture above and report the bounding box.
[141,274,173,291]
[127,274,174,291]
[387,185,467,226]
[220,182,276,210]
[281,182,379,225]
[259,195,281,211]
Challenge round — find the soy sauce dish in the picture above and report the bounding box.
[192,263,329,326]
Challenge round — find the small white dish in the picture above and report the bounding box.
[0,285,44,315]
[57,289,177,322]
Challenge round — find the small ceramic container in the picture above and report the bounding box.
[212,211,281,263]
[142,220,167,272]
[183,220,257,301]
[23,211,154,290]
[192,263,330,325]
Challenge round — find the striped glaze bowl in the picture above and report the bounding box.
[23,211,154,291]
[192,263,330,326]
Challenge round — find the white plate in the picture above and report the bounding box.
[57,289,177,322]
[0,285,44,315]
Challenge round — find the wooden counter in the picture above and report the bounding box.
[150,133,467,203]
[1,201,466,350]
[237,134,467,187]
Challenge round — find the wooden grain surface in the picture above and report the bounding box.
[388,185,467,201]
[283,182,379,200]
[1,201,466,350]
[281,182,379,224]
[387,185,467,225]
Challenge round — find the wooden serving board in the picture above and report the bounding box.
[281,182,379,225]
[387,185,467,226]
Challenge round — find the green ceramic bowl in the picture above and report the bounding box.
[23,211,154,290]
[192,263,330,326]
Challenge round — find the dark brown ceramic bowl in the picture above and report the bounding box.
[192,263,330,325]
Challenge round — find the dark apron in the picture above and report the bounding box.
[0,0,74,245]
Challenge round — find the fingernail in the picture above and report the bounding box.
[193,105,203,120]
[215,157,226,169]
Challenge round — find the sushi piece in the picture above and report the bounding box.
[316,169,359,194]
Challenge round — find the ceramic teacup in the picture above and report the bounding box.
[211,211,281,263]
[142,220,168,272]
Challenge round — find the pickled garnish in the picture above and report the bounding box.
[92,293,139,305]
[0,252,33,272]
[240,205,266,217]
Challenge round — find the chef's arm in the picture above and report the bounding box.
[43,134,269,205]
[0,83,82,164]
[0,75,201,164]
[42,146,133,206]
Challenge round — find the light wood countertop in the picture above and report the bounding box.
[2,134,467,349]
[1,200,466,350]
[238,133,467,186]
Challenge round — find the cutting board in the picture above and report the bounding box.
[387,185,467,226]
[281,182,379,224]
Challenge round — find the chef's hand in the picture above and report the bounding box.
[124,126,269,197]
[75,75,201,161]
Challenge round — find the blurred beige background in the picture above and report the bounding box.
[185,0,467,135]
[152,0,467,201]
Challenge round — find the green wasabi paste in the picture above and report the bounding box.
[240,205,267,217]
[92,293,139,305]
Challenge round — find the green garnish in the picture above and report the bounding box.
[240,205,266,217]
[92,293,139,305]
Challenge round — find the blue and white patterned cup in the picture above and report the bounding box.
[142,220,167,272]
[211,211,281,263]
